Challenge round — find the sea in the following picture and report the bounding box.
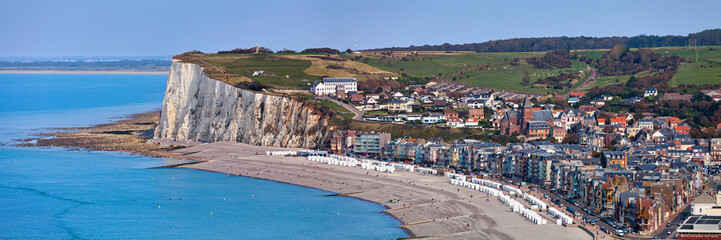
[0,73,407,239]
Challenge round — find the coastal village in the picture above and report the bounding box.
[308,76,721,239]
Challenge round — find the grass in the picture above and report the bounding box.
[656,46,721,86]
[353,52,544,78]
[671,61,721,86]
[352,51,590,94]
[205,55,315,89]
[318,100,354,120]
[455,63,562,94]
[573,49,606,61]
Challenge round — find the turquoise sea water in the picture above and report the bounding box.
[0,74,406,239]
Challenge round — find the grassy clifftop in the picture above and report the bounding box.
[174,51,396,90]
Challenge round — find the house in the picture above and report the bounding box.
[465,117,479,127]
[446,117,464,128]
[622,97,643,104]
[579,105,599,114]
[601,151,627,168]
[701,89,721,101]
[469,108,485,121]
[570,92,586,98]
[601,95,614,101]
[311,78,357,96]
[663,93,693,101]
[568,97,580,105]
[365,97,377,104]
[526,121,551,139]
[388,99,412,112]
[644,88,658,97]
[422,113,444,124]
[591,99,606,107]
[349,94,364,104]
[466,100,485,109]
[552,127,566,142]
[610,116,627,128]
[444,109,459,119]
[597,117,606,126]
[433,100,447,109]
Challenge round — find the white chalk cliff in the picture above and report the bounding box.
[154,60,331,148]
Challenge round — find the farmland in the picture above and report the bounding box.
[657,46,721,86]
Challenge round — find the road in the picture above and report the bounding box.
[531,184,694,240]
[316,96,365,120]
[530,186,615,238]
[564,66,598,98]
[650,204,690,239]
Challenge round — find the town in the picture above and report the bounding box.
[311,76,721,239]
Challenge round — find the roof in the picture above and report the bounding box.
[532,110,553,121]
[664,93,693,101]
[322,77,357,83]
[527,121,551,130]
[570,92,585,97]
[443,109,458,114]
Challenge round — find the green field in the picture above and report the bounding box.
[455,63,571,94]
[350,52,590,94]
[657,46,721,86]
[353,52,544,78]
[205,55,315,89]
[573,50,606,61]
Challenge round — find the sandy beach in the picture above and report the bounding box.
[155,140,593,240]
[0,70,168,75]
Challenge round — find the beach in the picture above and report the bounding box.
[155,140,592,240]
[29,111,592,239]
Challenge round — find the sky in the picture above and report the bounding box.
[0,0,719,57]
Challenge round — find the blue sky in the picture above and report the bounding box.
[0,0,718,57]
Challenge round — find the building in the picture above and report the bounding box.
[526,121,551,139]
[311,78,357,96]
[568,97,580,104]
[677,215,721,240]
[601,151,627,168]
[444,109,459,119]
[644,88,658,97]
[570,92,586,98]
[711,138,721,165]
[469,108,485,121]
[352,132,392,155]
[349,93,364,104]
[664,93,693,101]
[388,99,412,112]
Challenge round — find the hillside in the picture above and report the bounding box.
[576,46,721,90]
[368,29,721,52]
[344,51,590,95]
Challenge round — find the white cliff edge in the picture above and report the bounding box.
[154,60,331,148]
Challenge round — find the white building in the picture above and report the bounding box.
[311,78,357,96]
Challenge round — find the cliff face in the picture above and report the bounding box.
[154,61,332,148]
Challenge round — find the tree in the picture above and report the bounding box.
[562,133,578,144]
[522,71,531,86]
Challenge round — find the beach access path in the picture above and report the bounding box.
[155,140,592,240]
